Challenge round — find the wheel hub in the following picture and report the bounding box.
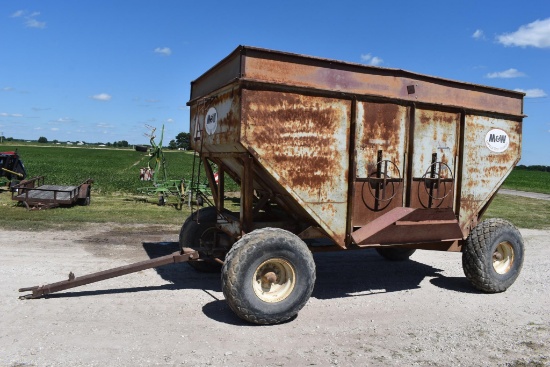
[493,241,515,274]
[253,258,295,303]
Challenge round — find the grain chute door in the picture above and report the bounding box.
[409,109,460,210]
[352,102,410,227]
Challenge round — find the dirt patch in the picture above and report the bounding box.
[1,225,549,366]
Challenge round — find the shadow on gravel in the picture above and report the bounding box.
[141,242,477,298]
[429,276,483,294]
[312,249,441,299]
[47,242,479,320]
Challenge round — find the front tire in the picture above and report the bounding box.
[462,218,524,293]
[222,228,316,325]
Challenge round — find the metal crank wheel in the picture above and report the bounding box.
[222,228,316,325]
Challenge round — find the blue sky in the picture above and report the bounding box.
[0,1,548,165]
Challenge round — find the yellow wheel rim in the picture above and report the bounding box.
[253,258,295,303]
[493,241,515,274]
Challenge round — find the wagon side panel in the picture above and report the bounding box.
[352,102,409,227]
[409,109,460,210]
[241,89,351,245]
[190,86,244,154]
[459,115,522,235]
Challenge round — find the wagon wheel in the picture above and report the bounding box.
[462,219,524,293]
[221,228,316,325]
[179,207,231,272]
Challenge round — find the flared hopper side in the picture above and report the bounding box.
[188,46,524,249]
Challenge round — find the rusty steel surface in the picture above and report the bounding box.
[19,248,199,299]
[458,115,522,235]
[189,46,524,117]
[187,46,524,250]
[409,109,460,210]
[351,207,463,247]
[353,102,409,226]
[241,90,351,245]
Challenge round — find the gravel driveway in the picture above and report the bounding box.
[1,224,548,366]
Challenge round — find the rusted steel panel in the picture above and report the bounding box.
[189,50,242,101]
[240,47,523,117]
[410,109,460,210]
[241,89,351,245]
[190,86,245,154]
[459,115,522,235]
[187,46,524,250]
[353,102,409,226]
[351,207,463,246]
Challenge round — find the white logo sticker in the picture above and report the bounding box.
[205,107,218,135]
[485,129,509,153]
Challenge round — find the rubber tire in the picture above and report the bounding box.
[462,218,524,293]
[376,247,416,261]
[221,228,316,325]
[179,207,223,273]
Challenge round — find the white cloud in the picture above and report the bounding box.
[154,47,172,56]
[360,53,383,66]
[91,93,112,101]
[11,10,46,29]
[2,87,14,92]
[514,88,547,98]
[96,122,114,128]
[54,117,76,123]
[497,18,550,48]
[51,127,59,131]
[486,68,526,79]
[26,18,46,29]
[166,118,174,123]
[0,112,23,117]
[472,29,485,40]
[11,10,25,18]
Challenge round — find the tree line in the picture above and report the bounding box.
[515,165,550,172]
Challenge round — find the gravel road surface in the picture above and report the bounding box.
[1,224,548,366]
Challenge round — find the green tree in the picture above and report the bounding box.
[175,132,190,150]
[168,139,177,150]
[38,136,48,143]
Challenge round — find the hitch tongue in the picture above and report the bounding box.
[19,248,199,299]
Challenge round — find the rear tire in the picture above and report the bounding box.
[179,207,225,273]
[221,228,316,325]
[376,247,416,261]
[462,218,524,293]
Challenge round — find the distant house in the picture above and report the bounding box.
[66,142,73,145]
[77,141,85,146]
